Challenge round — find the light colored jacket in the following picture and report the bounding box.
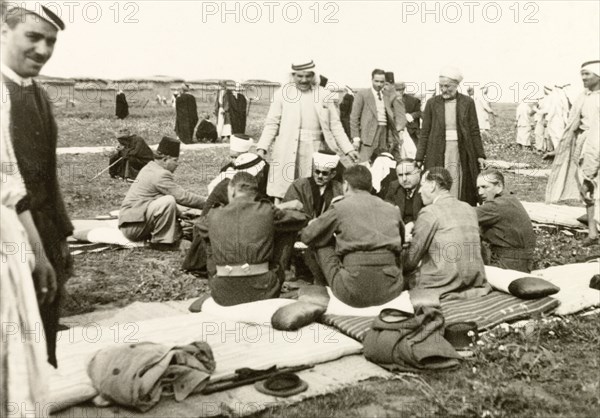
[119,161,204,225]
[350,89,407,145]
[257,85,354,198]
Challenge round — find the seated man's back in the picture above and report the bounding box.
[302,165,405,308]
[404,167,490,304]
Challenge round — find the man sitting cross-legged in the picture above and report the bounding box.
[476,169,536,273]
[197,172,308,306]
[280,151,344,283]
[403,167,491,306]
[301,165,406,308]
[118,137,205,250]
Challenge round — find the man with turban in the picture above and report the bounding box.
[416,66,486,206]
[256,59,359,201]
[546,60,600,246]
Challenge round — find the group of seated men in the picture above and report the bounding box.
[118,135,537,308]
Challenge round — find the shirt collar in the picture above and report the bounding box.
[585,89,600,96]
[372,87,383,98]
[1,64,33,87]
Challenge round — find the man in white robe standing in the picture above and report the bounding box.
[256,59,359,201]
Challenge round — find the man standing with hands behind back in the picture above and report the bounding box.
[1,2,72,367]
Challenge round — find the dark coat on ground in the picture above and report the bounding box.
[4,76,74,367]
[416,94,486,206]
[115,92,129,119]
[195,119,218,142]
[175,92,198,144]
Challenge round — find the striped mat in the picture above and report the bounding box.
[321,291,560,342]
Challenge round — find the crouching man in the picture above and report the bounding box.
[301,165,405,308]
[199,172,308,306]
[118,136,205,250]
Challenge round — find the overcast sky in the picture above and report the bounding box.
[37,0,600,101]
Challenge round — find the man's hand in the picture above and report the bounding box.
[478,158,487,170]
[346,150,359,163]
[582,179,595,205]
[405,113,414,123]
[256,149,267,158]
[352,137,360,151]
[32,250,57,305]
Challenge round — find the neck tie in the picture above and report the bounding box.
[377,91,382,101]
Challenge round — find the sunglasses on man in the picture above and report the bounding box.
[314,169,334,176]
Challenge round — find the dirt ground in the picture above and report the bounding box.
[55,100,599,417]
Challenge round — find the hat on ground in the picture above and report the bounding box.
[230,134,253,153]
[385,72,395,84]
[4,2,66,31]
[157,136,180,158]
[291,59,316,73]
[439,66,463,83]
[313,150,340,171]
[581,60,600,77]
[254,373,308,397]
[444,322,478,349]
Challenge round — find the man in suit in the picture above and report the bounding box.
[404,167,490,307]
[416,66,487,206]
[1,3,72,368]
[175,83,198,144]
[256,59,358,201]
[384,158,423,225]
[395,82,421,146]
[350,69,407,163]
[119,137,205,250]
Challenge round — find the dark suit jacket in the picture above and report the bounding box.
[384,181,423,224]
[350,89,407,146]
[403,94,421,136]
[416,94,486,206]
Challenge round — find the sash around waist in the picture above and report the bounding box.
[445,130,458,141]
[342,249,397,266]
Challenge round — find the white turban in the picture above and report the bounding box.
[581,60,600,77]
[439,66,464,83]
[230,134,253,153]
[312,151,339,171]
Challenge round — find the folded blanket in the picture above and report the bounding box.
[87,341,215,411]
[363,307,460,371]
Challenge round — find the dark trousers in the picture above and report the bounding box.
[209,269,282,306]
[316,247,405,308]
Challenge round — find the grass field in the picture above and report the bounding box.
[55,99,599,417]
